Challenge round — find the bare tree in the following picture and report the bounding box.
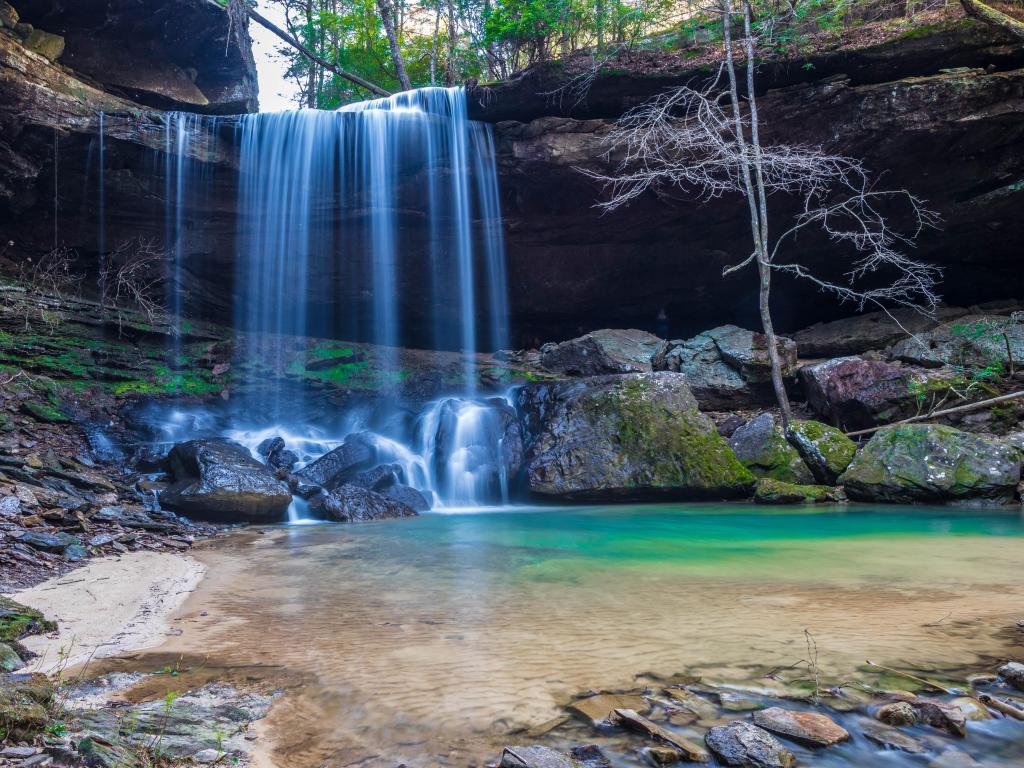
[99,238,172,334]
[377,0,413,90]
[583,0,940,431]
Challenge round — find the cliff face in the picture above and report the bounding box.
[1,10,1022,345]
[468,20,1024,341]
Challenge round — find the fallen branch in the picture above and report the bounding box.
[864,660,953,695]
[978,693,1024,720]
[845,390,1024,438]
[246,8,392,98]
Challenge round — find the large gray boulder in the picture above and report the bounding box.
[160,439,292,522]
[889,313,1024,369]
[308,484,417,522]
[514,372,754,500]
[839,424,1021,503]
[293,432,377,489]
[800,356,960,430]
[540,328,662,376]
[793,307,967,357]
[654,326,797,410]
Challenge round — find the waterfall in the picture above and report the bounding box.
[149,87,512,510]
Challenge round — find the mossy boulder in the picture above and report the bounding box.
[0,672,54,741]
[20,400,70,423]
[788,419,857,483]
[754,478,843,505]
[839,424,1021,503]
[0,596,56,643]
[729,414,813,484]
[0,642,24,672]
[515,372,755,500]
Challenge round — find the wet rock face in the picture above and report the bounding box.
[839,424,1021,504]
[309,484,417,522]
[515,372,755,500]
[294,432,377,489]
[160,439,292,522]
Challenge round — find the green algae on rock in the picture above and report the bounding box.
[839,423,1021,504]
[729,414,813,485]
[0,596,56,643]
[788,419,857,483]
[753,478,843,505]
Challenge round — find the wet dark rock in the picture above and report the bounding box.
[793,307,968,357]
[800,356,960,430]
[728,414,813,485]
[998,661,1024,692]
[751,706,850,748]
[540,328,662,376]
[381,483,432,512]
[350,463,403,492]
[294,432,377,490]
[515,373,754,500]
[257,437,299,472]
[308,484,417,523]
[431,398,524,500]
[875,701,919,727]
[160,439,292,522]
[840,424,1021,504]
[568,745,610,768]
[704,721,795,768]
[129,445,170,473]
[912,699,967,737]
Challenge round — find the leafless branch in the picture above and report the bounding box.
[98,238,171,334]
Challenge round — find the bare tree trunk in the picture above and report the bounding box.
[378,0,413,90]
[741,0,792,428]
[305,0,318,107]
[430,3,441,84]
[445,0,456,85]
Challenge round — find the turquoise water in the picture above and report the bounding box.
[158,504,1024,766]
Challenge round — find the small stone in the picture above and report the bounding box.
[500,746,576,768]
[88,533,115,547]
[0,496,20,516]
[14,485,38,507]
[570,692,647,724]
[21,29,65,62]
[951,697,991,721]
[929,748,981,768]
[998,661,1024,692]
[62,544,89,561]
[705,721,795,768]
[876,701,918,727]
[912,699,967,737]
[193,749,221,764]
[1,748,39,759]
[752,706,850,748]
[861,723,927,754]
[18,531,65,552]
[18,754,53,767]
[568,745,609,768]
[642,747,682,766]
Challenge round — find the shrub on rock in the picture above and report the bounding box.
[839,424,1021,504]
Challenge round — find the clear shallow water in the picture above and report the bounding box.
[108,505,1024,767]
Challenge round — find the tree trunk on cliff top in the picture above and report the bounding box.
[960,0,1024,40]
[378,0,413,91]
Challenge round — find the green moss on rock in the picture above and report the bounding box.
[729,414,813,484]
[0,672,54,741]
[839,423,1021,503]
[754,478,843,505]
[20,400,69,423]
[790,419,857,479]
[0,597,57,643]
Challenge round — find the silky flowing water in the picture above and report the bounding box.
[96,505,1024,767]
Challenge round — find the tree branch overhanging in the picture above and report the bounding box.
[246,7,393,98]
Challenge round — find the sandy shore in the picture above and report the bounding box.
[7,550,206,673]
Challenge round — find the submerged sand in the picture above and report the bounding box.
[8,550,206,672]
